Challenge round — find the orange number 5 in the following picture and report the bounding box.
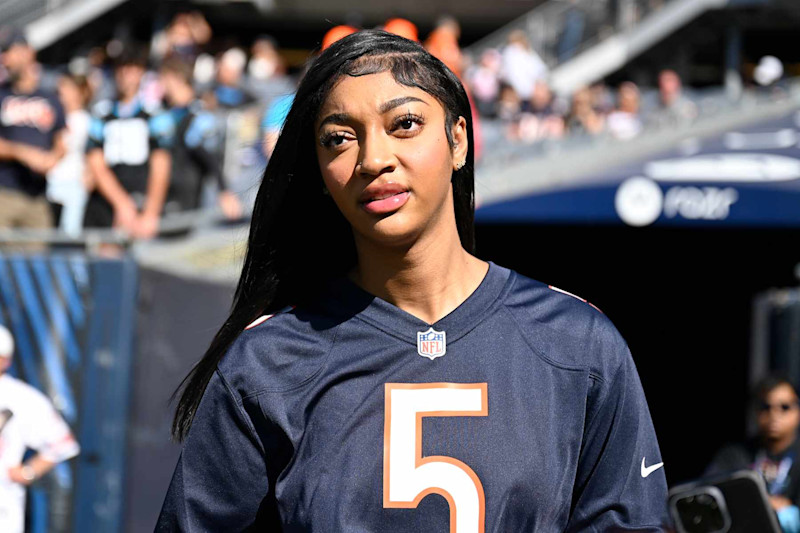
[383,383,488,533]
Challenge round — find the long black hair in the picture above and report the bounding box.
[171,29,477,441]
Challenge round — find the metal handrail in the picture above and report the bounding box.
[0,206,249,248]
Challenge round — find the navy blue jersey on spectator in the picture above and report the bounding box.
[0,85,66,196]
[157,261,671,532]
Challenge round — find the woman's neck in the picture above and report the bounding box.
[349,213,486,326]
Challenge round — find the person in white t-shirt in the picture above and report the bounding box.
[0,325,80,533]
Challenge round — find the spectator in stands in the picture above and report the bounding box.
[589,81,614,116]
[261,61,309,160]
[246,35,293,105]
[497,82,522,123]
[517,80,565,143]
[46,73,92,237]
[210,48,257,110]
[424,15,463,78]
[383,18,419,42]
[646,69,697,129]
[83,46,171,240]
[0,324,81,533]
[0,28,67,234]
[262,91,294,160]
[466,48,502,118]
[158,58,241,219]
[85,45,116,105]
[500,30,548,103]
[163,12,212,64]
[566,86,605,136]
[558,1,587,63]
[423,18,483,161]
[704,373,800,533]
[606,81,642,140]
[321,25,359,52]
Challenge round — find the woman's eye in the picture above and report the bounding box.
[322,133,351,148]
[393,114,424,134]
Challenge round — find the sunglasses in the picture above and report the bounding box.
[759,401,799,413]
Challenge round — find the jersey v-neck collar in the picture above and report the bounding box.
[323,260,514,346]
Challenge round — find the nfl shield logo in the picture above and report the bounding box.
[417,327,446,360]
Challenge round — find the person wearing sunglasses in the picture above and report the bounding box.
[704,373,800,532]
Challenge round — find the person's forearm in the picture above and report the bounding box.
[22,455,56,481]
[142,149,171,216]
[0,134,66,173]
[88,150,132,209]
[0,138,19,160]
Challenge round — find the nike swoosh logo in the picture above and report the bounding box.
[641,457,664,478]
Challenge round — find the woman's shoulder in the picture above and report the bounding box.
[216,302,341,398]
[500,266,628,379]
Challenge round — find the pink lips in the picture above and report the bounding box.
[359,182,410,215]
[361,191,410,214]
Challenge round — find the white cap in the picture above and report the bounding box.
[754,55,783,86]
[0,325,13,358]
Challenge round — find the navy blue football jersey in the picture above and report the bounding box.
[157,261,671,532]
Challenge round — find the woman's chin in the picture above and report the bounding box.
[358,216,423,247]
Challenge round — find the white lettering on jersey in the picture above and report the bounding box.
[0,96,56,131]
[384,383,487,533]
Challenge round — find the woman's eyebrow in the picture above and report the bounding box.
[378,96,428,114]
[317,96,429,132]
[317,112,349,132]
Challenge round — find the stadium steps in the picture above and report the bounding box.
[549,0,729,95]
[464,0,729,95]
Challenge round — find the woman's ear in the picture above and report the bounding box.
[451,116,468,170]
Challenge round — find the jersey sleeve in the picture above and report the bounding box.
[261,94,294,132]
[86,115,106,153]
[156,368,269,531]
[565,338,671,532]
[185,112,226,191]
[149,112,176,150]
[20,390,80,463]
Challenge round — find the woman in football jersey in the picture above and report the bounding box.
[159,29,670,532]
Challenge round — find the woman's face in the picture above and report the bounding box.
[57,77,82,112]
[314,70,467,248]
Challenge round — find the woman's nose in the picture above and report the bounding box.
[358,128,397,176]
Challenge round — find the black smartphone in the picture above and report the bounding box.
[668,469,781,533]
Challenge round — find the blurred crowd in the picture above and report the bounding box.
[0,13,290,246]
[463,29,698,145]
[0,11,717,246]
